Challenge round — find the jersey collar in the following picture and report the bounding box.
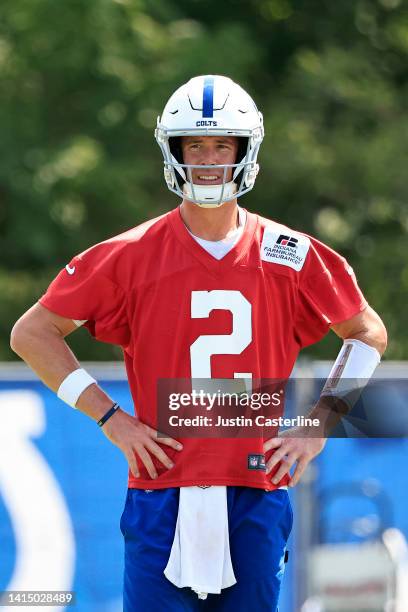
[168,205,258,275]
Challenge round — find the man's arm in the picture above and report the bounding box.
[330,304,387,354]
[10,303,182,479]
[304,304,387,437]
[11,303,83,388]
[263,305,387,487]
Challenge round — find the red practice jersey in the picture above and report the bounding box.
[40,207,367,490]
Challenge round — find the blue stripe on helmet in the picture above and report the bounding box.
[202,77,214,118]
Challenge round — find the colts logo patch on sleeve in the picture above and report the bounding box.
[261,227,310,271]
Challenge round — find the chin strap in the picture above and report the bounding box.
[183,181,237,207]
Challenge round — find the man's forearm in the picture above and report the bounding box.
[305,331,383,438]
[306,396,350,437]
[10,323,114,422]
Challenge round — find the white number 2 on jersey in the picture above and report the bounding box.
[190,290,252,385]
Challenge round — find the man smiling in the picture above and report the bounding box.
[11,75,386,611]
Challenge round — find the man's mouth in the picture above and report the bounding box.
[195,174,221,183]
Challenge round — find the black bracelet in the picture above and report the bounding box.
[97,403,120,427]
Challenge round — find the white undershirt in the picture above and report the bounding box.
[188,207,246,260]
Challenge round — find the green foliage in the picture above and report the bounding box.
[1,0,407,360]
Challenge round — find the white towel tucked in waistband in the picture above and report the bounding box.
[164,486,237,599]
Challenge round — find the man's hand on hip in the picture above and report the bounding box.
[263,429,326,487]
[102,409,183,479]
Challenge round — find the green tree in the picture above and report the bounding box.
[1,0,407,360]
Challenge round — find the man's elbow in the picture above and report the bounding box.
[10,317,30,358]
[368,307,388,356]
[10,304,73,359]
[364,312,388,356]
[376,320,388,356]
[10,310,39,358]
[333,306,388,356]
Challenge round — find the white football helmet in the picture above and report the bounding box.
[155,75,264,207]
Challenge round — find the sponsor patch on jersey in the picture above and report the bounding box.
[261,227,310,271]
[247,454,266,471]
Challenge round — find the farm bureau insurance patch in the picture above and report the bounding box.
[261,227,310,271]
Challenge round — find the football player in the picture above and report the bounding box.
[11,75,387,611]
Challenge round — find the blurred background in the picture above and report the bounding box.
[1,0,407,610]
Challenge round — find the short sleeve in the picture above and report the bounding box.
[39,243,130,348]
[294,237,367,348]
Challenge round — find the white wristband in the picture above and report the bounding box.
[321,338,380,407]
[57,368,97,408]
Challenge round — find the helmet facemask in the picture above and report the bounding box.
[156,130,262,208]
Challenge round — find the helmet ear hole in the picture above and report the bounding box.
[236,137,249,165]
[169,137,183,164]
[234,137,249,184]
[169,136,186,187]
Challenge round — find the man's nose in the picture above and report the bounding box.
[198,147,218,165]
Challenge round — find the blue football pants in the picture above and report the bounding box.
[121,486,293,611]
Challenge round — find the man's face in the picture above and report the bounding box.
[181,136,239,185]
